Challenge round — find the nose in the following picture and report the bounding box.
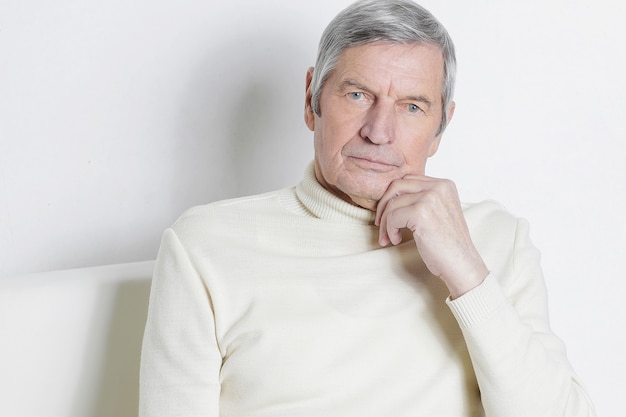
[360,102,396,144]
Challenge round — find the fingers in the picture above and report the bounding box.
[375,176,459,247]
[375,176,434,246]
[375,175,434,227]
[378,195,421,246]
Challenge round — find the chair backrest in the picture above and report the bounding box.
[0,261,154,417]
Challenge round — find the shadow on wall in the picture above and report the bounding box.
[172,32,313,208]
[71,278,151,417]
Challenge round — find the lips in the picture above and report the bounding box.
[347,155,399,171]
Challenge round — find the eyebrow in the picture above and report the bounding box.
[339,79,372,94]
[338,78,434,109]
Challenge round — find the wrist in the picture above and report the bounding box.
[444,262,489,300]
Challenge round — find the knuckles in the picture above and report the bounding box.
[378,176,461,225]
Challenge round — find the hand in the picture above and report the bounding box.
[375,175,489,299]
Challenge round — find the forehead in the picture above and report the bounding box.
[330,42,445,99]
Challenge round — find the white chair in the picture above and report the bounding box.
[0,261,154,417]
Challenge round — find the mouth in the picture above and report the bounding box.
[347,156,398,172]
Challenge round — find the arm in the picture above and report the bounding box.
[139,228,222,417]
[376,176,596,416]
[447,218,596,416]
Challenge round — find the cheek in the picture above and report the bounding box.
[397,135,438,170]
[313,129,338,177]
[314,117,351,160]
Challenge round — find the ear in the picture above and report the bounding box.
[428,100,455,157]
[304,67,316,131]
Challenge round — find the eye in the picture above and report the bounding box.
[348,92,364,100]
[407,103,422,113]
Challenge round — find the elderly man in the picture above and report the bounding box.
[139,1,596,416]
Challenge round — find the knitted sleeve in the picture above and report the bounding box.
[446,218,596,417]
[139,228,221,417]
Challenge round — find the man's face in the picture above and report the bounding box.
[305,42,453,211]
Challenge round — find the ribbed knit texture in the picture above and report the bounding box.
[293,163,376,224]
[446,273,506,329]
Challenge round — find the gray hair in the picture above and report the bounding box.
[310,0,456,135]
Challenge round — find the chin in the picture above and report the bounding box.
[341,183,389,209]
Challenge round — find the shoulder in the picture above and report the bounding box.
[462,200,527,252]
[462,200,522,233]
[462,201,540,280]
[167,187,299,240]
[179,189,286,220]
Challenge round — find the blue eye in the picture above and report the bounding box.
[408,103,421,113]
[349,92,364,100]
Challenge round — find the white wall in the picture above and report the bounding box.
[1,0,624,415]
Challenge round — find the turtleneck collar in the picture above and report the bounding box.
[295,162,376,225]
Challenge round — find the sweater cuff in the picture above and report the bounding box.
[445,273,507,329]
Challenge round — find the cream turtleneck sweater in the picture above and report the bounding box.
[139,164,595,417]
